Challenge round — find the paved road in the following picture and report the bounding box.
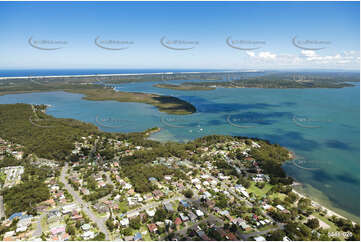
[32,212,47,238]
[238,224,285,240]
[60,165,111,240]
[0,196,5,219]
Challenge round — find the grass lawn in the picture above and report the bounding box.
[118,200,130,213]
[40,214,49,232]
[257,224,278,232]
[312,213,339,232]
[140,226,152,241]
[269,192,287,201]
[247,182,273,198]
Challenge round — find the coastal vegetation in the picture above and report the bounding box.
[1,158,53,216]
[180,71,359,89]
[66,88,196,115]
[182,78,353,89]
[0,104,99,160]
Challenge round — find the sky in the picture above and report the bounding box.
[0,1,359,70]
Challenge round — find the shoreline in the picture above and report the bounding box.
[292,184,358,224]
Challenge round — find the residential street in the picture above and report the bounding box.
[32,212,47,238]
[60,165,111,240]
[237,223,285,240]
[0,196,5,219]
[125,195,184,217]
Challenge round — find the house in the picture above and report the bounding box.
[148,177,158,182]
[165,219,173,226]
[124,236,134,241]
[163,202,174,212]
[81,188,90,195]
[203,191,212,198]
[43,199,56,207]
[262,204,272,211]
[127,211,139,219]
[239,221,251,231]
[283,236,292,241]
[220,210,230,217]
[146,209,156,217]
[179,213,189,222]
[240,190,250,198]
[174,217,182,227]
[143,193,153,202]
[97,181,106,188]
[195,210,204,217]
[147,223,158,233]
[81,224,91,231]
[120,218,129,227]
[254,236,266,241]
[152,190,163,200]
[82,231,95,240]
[180,200,189,208]
[276,204,290,213]
[62,203,78,214]
[50,225,66,236]
[47,210,62,223]
[71,211,83,221]
[93,203,108,214]
[188,212,197,222]
[195,230,210,241]
[206,200,215,208]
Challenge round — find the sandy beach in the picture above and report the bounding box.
[292,186,358,224]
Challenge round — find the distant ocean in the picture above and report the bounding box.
[0,69,234,77]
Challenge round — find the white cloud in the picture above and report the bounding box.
[246,51,255,57]
[258,51,277,59]
[242,49,359,69]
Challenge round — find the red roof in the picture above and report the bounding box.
[147,223,158,233]
[174,217,182,225]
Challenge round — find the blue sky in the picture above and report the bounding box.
[0,1,359,70]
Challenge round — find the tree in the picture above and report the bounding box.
[129,217,141,230]
[154,208,167,222]
[94,232,105,241]
[66,224,76,235]
[106,218,115,231]
[305,218,320,229]
[298,198,311,211]
[183,189,194,198]
[122,228,132,236]
[269,230,286,241]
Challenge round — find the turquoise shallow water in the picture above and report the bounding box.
[0,82,359,220]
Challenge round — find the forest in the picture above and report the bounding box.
[1,158,53,216]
